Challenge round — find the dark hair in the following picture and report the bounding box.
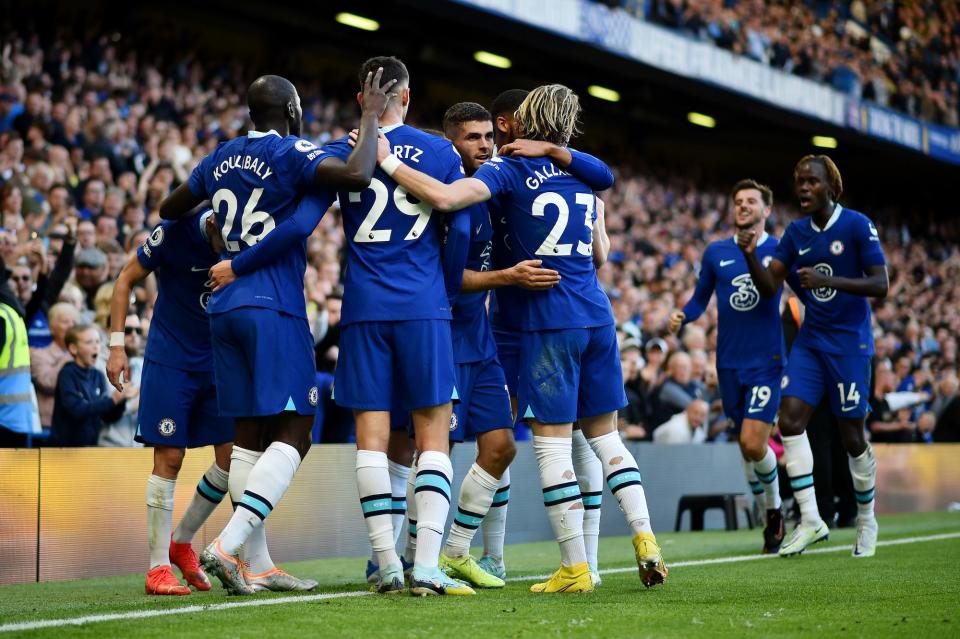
[358,56,408,89]
[795,154,843,200]
[490,89,529,119]
[442,102,491,137]
[731,179,773,207]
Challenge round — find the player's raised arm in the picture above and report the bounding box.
[107,255,152,391]
[159,183,205,221]
[737,228,785,298]
[498,140,614,192]
[312,67,397,190]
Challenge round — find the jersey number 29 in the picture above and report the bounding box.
[350,177,431,243]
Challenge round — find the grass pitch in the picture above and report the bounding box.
[1,512,957,638]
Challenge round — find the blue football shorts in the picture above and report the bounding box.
[335,319,457,412]
[209,307,318,417]
[782,341,871,419]
[518,324,627,425]
[136,359,233,448]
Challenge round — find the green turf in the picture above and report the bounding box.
[2,512,958,638]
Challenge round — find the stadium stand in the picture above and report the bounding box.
[0,21,957,448]
[613,0,960,127]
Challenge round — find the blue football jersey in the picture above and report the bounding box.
[323,124,461,326]
[187,130,334,317]
[682,234,786,370]
[487,199,525,333]
[473,156,613,330]
[773,205,886,355]
[448,203,497,364]
[137,213,217,371]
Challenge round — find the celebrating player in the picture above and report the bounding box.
[381,84,667,592]
[318,56,477,597]
[668,179,785,553]
[736,155,887,558]
[158,70,395,594]
[481,89,614,585]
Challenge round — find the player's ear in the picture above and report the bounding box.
[286,101,296,121]
[495,116,509,134]
[356,91,363,108]
[401,87,410,107]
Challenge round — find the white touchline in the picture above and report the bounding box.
[2,531,958,633]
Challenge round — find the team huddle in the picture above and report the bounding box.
[105,55,887,598]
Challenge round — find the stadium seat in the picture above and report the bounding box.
[674,494,755,532]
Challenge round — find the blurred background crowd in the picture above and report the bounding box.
[0,16,958,448]
[601,0,960,126]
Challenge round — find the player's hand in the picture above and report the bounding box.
[797,267,829,289]
[347,129,358,147]
[360,67,399,117]
[106,348,129,392]
[123,384,140,399]
[209,260,237,291]
[736,228,758,255]
[509,259,561,290]
[667,310,685,334]
[498,139,558,159]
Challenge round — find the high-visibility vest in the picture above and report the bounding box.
[0,302,34,434]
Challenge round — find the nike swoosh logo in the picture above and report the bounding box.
[555,583,575,592]
[798,248,812,255]
[747,407,764,413]
[841,405,858,412]
[719,259,735,267]
[476,225,483,236]
[190,266,208,272]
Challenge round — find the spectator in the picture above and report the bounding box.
[30,302,79,428]
[50,324,134,446]
[649,350,701,429]
[77,179,105,220]
[619,339,647,440]
[653,399,709,444]
[927,371,960,442]
[0,296,34,446]
[98,314,143,447]
[73,247,109,311]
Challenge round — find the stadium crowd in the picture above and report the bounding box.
[609,0,960,127]
[0,30,958,448]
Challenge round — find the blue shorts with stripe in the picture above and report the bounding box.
[493,325,521,397]
[717,366,784,428]
[518,325,627,424]
[782,341,872,419]
[136,359,233,448]
[449,357,513,443]
[335,320,457,412]
[210,308,317,418]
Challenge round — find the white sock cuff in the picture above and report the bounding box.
[231,446,263,465]
[387,460,412,479]
[265,441,301,473]
[499,466,511,487]
[146,475,175,510]
[468,463,500,491]
[357,449,389,469]
[205,463,230,491]
[417,450,453,476]
[584,429,620,447]
[534,435,571,448]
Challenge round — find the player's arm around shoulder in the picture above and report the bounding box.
[380,136,491,212]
